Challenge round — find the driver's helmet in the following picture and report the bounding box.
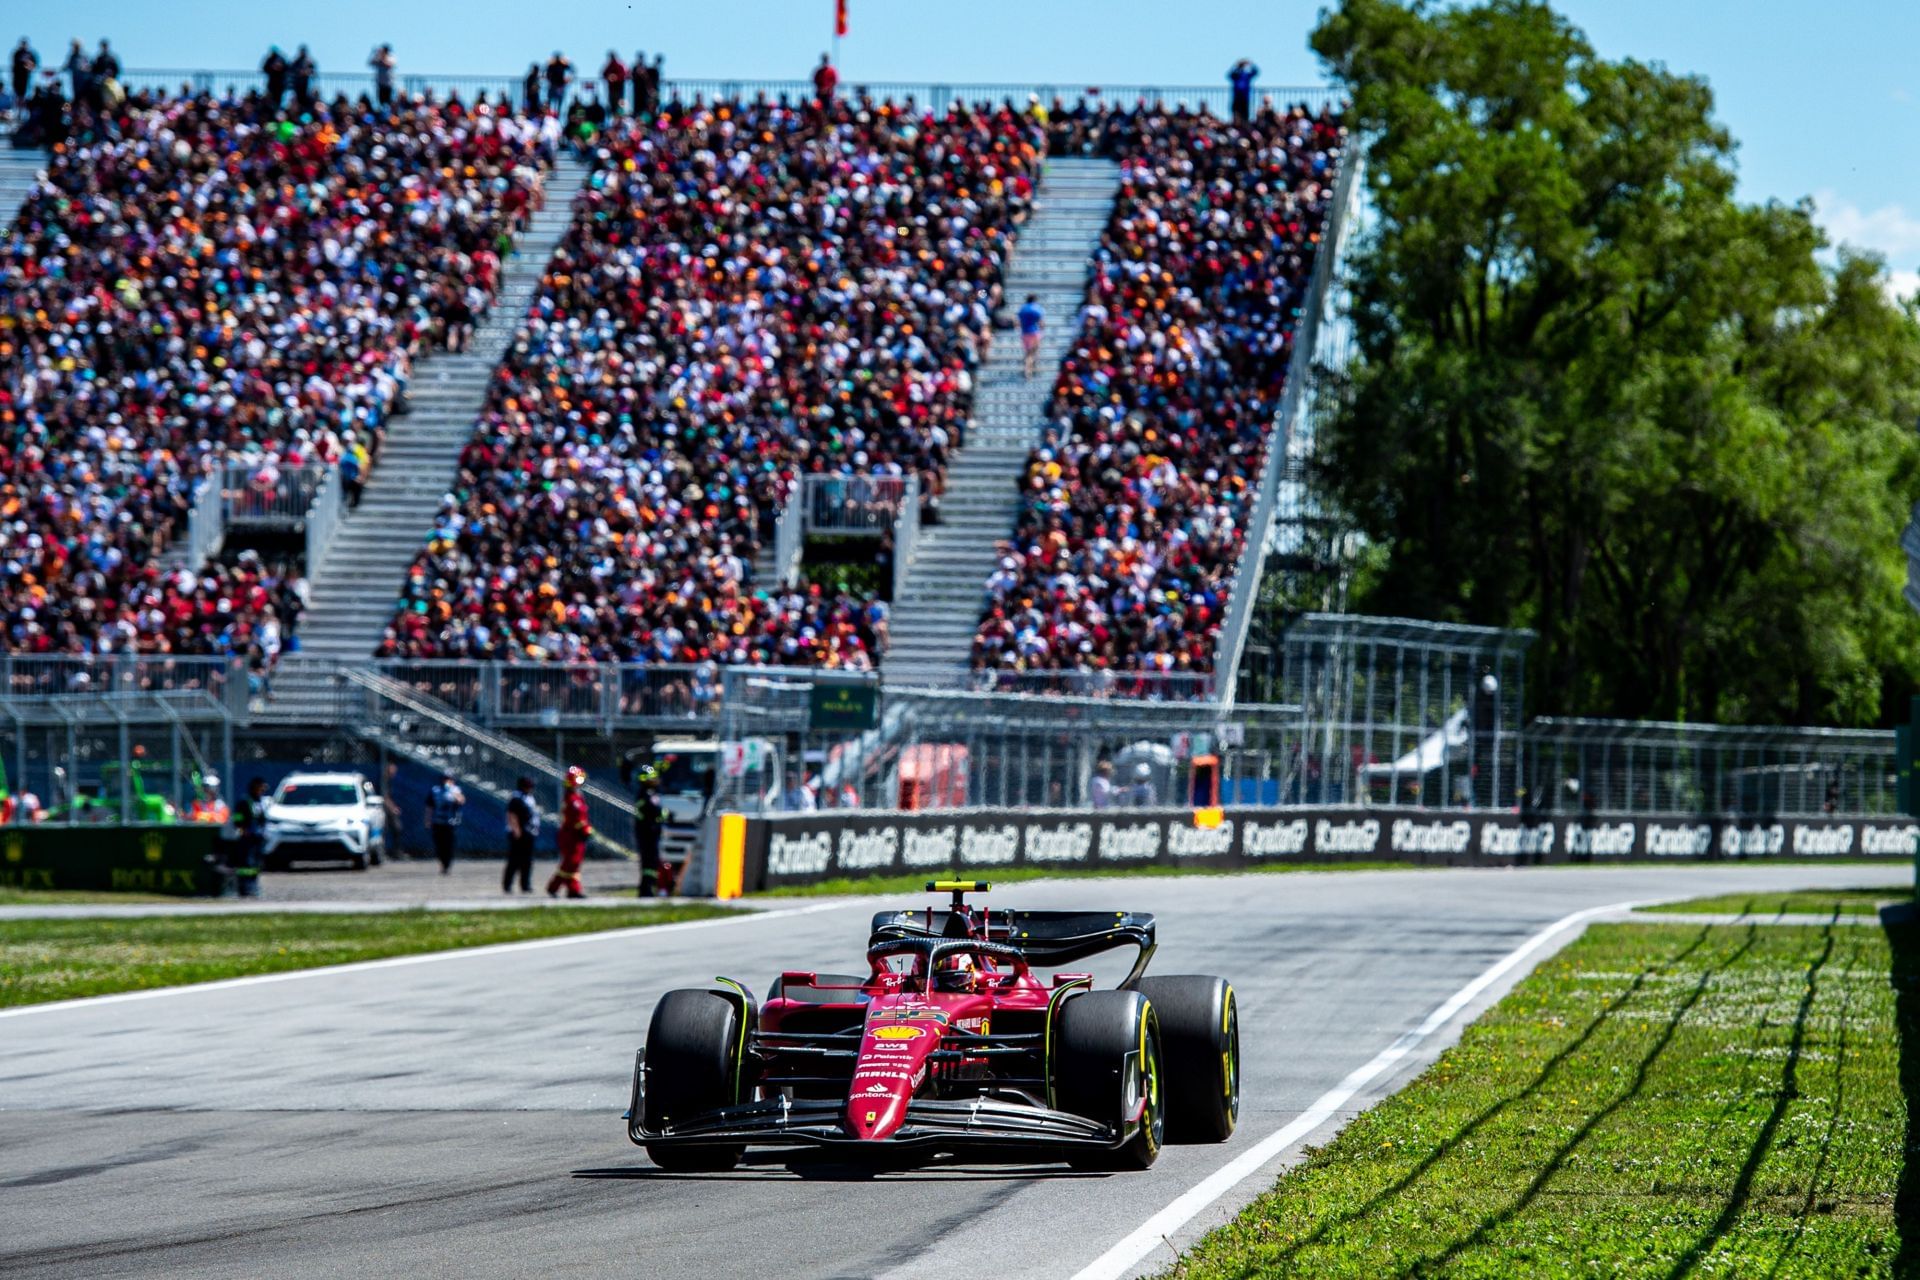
[933,949,979,991]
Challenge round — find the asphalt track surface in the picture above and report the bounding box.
[1,862,1908,1280]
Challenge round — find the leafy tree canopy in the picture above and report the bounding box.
[1311,0,1920,725]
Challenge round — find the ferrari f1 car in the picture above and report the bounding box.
[627,881,1239,1171]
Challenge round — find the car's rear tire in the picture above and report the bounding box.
[352,855,368,871]
[1129,976,1238,1143]
[1053,990,1163,1171]
[642,989,744,1172]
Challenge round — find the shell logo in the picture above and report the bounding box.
[871,1024,925,1042]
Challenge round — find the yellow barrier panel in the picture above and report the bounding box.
[716,813,747,899]
[1193,807,1225,829]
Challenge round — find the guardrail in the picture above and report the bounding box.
[222,461,329,527]
[116,68,1340,117]
[304,468,345,575]
[182,469,223,568]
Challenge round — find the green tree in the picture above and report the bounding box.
[1312,0,1920,725]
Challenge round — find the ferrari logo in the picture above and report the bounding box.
[864,1110,877,1124]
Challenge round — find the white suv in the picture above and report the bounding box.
[264,772,388,870]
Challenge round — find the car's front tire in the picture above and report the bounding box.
[1129,976,1238,1143]
[1053,989,1164,1171]
[642,989,745,1172]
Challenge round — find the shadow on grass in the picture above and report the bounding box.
[1257,924,1719,1269]
[1401,924,1763,1274]
[1661,920,1836,1277]
[1889,912,1920,1278]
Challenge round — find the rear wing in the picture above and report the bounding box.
[868,909,1156,983]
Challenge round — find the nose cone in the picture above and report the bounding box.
[846,1018,941,1141]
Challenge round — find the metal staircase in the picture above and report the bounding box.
[341,668,638,859]
[882,157,1120,683]
[0,146,44,231]
[260,154,591,719]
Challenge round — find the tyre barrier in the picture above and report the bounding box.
[714,807,1919,894]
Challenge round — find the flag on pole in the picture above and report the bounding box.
[836,0,849,37]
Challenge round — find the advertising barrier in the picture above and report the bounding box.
[735,807,1917,892]
[0,824,223,895]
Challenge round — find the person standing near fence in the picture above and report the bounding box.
[547,767,590,898]
[262,46,288,106]
[233,778,269,898]
[812,53,838,103]
[600,51,627,115]
[290,45,317,109]
[544,52,572,112]
[10,40,37,118]
[370,44,396,109]
[427,771,465,874]
[632,766,663,897]
[1227,59,1259,124]
[504,776,539,894]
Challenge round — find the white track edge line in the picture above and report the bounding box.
[1071,900,1636,1280]
[0,901,851,1020]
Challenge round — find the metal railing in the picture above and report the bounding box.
[894,478,921,604]
[0,655,246,720]
[304,468,345,575]
[116,68,1340,118]
[1525,718,1898,818]
[963,667,1219,701]
[802,473,912,536]
[183,468,223,568]
[1212,137,1360,704]
[222,461,330,527]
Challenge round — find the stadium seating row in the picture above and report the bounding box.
[972,103,1344,680]
[0,86,547,658]
[375,97,1041,666]
[1,83,1341,683]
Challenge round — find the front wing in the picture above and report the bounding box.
[626,1052,1127,1154]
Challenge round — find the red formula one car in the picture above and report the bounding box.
[627,881,1239,1171]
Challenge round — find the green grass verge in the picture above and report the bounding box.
[1639,887,1907,917]
[1167,920,1907,1278]
[752,861,1416,898]
[0,904,735,1008]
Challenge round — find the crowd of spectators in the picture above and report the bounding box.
[0,76,551,658]
[971,101,1344,683]
[379,94,1043,667]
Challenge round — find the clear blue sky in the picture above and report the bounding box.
[18,0,1919,288]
